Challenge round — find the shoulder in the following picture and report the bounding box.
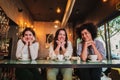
[17,39,23,43]
[33,41,39,45]
[67,40,71,43]
[77,41,82,45]
[67,40,72,45]
[49,42,54,47]
[17,39,25,46]
[94,39,103,45]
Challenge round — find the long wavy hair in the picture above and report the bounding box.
[53,28,68,50]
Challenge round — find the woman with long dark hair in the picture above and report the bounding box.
[47,28,73,80]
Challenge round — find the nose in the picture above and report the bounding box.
[82,34,86,38]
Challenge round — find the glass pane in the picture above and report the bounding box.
[109,16,120,59]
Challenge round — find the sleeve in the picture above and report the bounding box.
[29,42,39,60]
[64,41,73,57]
[48,43,57,59]
[77,43,82,56]
[16,40,28,59]
[96,40,106,59]
[48,41,73,59]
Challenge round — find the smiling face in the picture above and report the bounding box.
[24,31,34,42]
[81,29,92,42]
[58,30,66,42]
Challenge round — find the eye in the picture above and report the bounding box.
[24,34,28,36]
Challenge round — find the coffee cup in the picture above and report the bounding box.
[57,55,64,61]
[89,55,97,61]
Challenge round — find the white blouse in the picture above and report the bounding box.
[16,39,39,60]
[49,41,73,59]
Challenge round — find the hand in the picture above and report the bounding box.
[61,41,66,47]
[22,37,29,45]
[88,41,95,48]
[56,40,61,47]
[27,37,36,46]
[84,40,95,48]
[56,40,66,47]
[31,37,35,42]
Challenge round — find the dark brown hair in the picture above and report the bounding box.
[53,28,68,50]
[22,27,36,37]
[76,23,97,40]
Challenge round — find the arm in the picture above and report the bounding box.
[91,42,103,61]
[29,42,39,60]
[16,40,28,59]
[80,42,89,61]
[63,41,73,57]
[49,43,58,59]
[49,40,64,58]
[86,40,106,61]
[54,42,61,55]
[49,41,73,59]
[93,40,106,60]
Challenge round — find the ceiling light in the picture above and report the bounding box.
[56,7,61,13]
[31,25,33,28]
[54,20,60,24]
[102,0,107,3]
[54,25,58,28]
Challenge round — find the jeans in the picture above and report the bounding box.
[47,68,72,80]
[15,68,43,80]
[77,68,102,80]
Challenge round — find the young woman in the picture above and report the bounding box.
[47,28,73,80]
[76,23,106,80]
[16,28,39,60]
[15,27,42,80]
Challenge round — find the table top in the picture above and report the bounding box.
[0,59,120,68]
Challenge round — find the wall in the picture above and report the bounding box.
[0,0,33,26]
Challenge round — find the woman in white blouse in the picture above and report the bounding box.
[15,28,42,80]
[47,28,73,80]
[16,28,39,60]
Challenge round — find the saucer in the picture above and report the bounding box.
[18,59,30,61]
[71,56,80,60]
[55,59,65,62]
[88,60,100,62]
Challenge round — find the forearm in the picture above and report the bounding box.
[29,43,39,60]
[92,46,103,60]
[29,46,38,60]
[54,45,60,55]
[61,46,66,55]
[16,45,28,59]
[81,51,88,61]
